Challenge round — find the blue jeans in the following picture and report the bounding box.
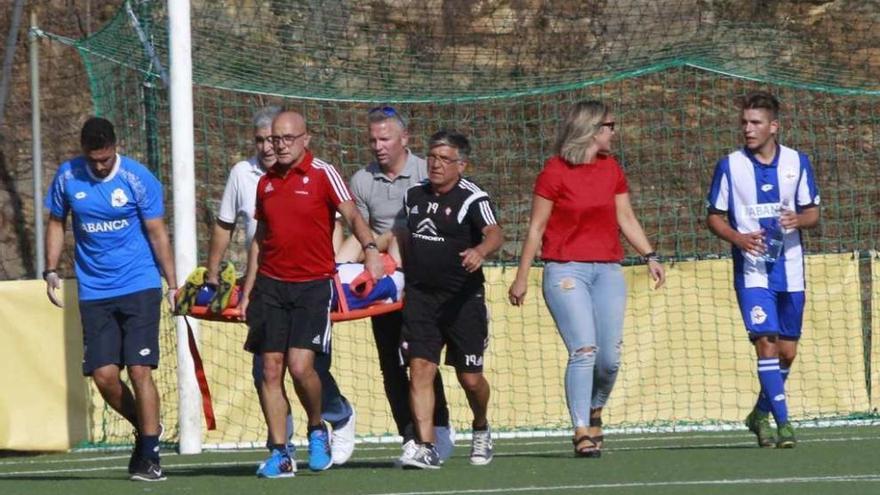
[542,262,627,428]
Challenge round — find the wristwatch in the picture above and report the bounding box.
[42,269,57,280]
[363,242,379,251]
[642,251,661,263]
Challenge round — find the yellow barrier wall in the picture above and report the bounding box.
[0,280,88,450]
[871,253,880,412]
[0,253,869,450]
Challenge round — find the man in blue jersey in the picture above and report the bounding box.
[44,117,178,481]
[706,92,820,448]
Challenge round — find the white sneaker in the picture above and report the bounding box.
[401,443,441,470]
[394,439,418,468]
[285,414,296,458]
[331,407,356,465]
[469,426,494,466]
[434,425,456,464]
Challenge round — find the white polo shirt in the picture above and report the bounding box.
[217,157,265,247]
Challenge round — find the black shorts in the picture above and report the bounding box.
[401,283,489,372]
[244,275,333,355]
[78,288,162,376]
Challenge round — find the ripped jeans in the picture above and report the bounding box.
[542,261,627,428]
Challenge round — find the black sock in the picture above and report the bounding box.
[140,435,160,462]
[268,443,286,454]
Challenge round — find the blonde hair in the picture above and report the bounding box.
[554,100,608,165]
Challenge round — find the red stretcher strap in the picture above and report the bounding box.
[183,316,216,430]
[332,273,350,314]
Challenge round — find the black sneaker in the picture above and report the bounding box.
[128,423,164,474]
[401,443,441,470]
[128,438,142,475]
[130,458,166,482]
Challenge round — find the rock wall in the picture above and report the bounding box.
[0,0,877,279]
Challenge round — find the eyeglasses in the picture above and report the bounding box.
[600,121,616,131]
[269,132,307,146]
[426,153,463,166]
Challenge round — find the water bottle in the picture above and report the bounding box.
[759,212,784,263]
[779,198,795,234]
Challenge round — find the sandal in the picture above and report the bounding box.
[588,416,604,451]
[572,435,602,458]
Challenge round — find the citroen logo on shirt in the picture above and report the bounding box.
[416,218,438,236]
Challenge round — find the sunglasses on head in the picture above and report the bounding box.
[369,105,400,117]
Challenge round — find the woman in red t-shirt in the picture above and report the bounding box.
[508,100,665,457]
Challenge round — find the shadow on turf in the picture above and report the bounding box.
[2,460,396,481]
[657,444,755,451]
[170,459,392,477]
[520,443,753,459]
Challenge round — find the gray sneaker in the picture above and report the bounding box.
[469,427,494,466]
[394,439,418,468]
[401,443,441,470]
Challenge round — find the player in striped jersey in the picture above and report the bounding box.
[706,91,821,448]
[399,130,504,469]
[238,111,384,477]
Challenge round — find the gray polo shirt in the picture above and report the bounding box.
[349,150,428,234]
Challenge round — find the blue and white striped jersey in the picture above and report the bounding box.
[706,144,820,291]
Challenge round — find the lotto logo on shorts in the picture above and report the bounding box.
[750,305,767,325]
[464,354,483,367]
[139,348,151,356]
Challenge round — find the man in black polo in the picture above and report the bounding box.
[399,130,503,469]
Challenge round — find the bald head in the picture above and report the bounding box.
[271,111,311,170]
[274,111,306,134]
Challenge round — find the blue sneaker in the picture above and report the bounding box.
[308,427,333,472]
[256,450,295,479]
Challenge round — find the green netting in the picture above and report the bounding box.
[38,0,880,449]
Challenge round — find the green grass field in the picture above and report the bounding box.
[2,426,879,495]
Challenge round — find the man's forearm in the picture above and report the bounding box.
[206,221,234,283]
[241,240,260,299]
[44,217,66,272]
[145,219,178,288]
[476,226,504,258]
[707,214,740,245]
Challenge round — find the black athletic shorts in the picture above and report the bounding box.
[78,288,162,376]
[244,274,333,355]
[401,283,489,372]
